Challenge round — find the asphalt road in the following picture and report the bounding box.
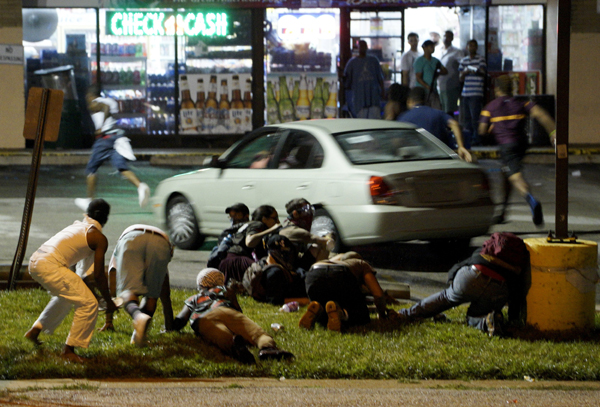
[1,160,599,302]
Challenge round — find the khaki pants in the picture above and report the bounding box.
[195,307,274,351]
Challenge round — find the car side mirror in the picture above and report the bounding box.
[205,155,223,168]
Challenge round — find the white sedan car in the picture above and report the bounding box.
[152,119,494,250]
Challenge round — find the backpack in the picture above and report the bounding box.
[242,260,291,302]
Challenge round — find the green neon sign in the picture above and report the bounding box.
[106,11,228,37]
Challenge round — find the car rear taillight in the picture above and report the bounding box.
[369,176,397,205]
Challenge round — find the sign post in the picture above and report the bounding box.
[7,88,63,290]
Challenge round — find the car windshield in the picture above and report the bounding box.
[334,129,452,165]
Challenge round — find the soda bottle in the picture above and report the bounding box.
[310,77,325,119]
[179,75,198,133]
[229,75,244,133]
[205,75,219,133]
[295,75,310,120]
[278,76,294,123]
[218,79,230,131]
[266,81,280,125]
[196,78,206,133]
[242,78,253,132]
[324,81,338,119]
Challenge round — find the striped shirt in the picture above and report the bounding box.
[480,96,535,144]
[459,55,486,97]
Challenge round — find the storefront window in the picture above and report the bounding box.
[265,8,340,123]
[350,11,402,85]
[180,9,253,135]
[23,8,97,148]
[488,5,544,96]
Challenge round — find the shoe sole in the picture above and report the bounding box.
[131,314,151,347]
[298,302,322,330]
[326,301,342,332]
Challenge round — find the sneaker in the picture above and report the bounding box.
[258,347,294,361]
[486,311,504,337]
[74,198,92,212]
[325,301,345,332]
[130,313,151,347]
[138,183,150,208]
[299,301,323,330]
[531,200,544,227]
[230,335,255,365]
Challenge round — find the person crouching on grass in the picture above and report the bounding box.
[170,268,294,364]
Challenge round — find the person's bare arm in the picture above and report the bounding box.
[87,228,115,312]
[415,72,429,90]
[530,105,556,145]
[478,122,490,136]
[172,305,192,331]
[401,71,409,87]
[438,64,448,76]
[245,222,280,248]
[448,118,472,163]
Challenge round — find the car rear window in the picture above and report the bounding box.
[334,129,452,164]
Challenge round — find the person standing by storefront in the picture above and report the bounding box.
[343,40,385,119]
[437,31,464,116]
[459,39,487,147]
[413,40,447,110]
[400,32,421,88]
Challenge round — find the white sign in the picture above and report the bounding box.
[0,44,24,65]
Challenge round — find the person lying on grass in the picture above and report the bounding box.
[170,268,294,364]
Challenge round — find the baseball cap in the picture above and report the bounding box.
[422,40,435,48]
[225,203,249,216]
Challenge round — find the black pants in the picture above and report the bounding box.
[305,265,370,327]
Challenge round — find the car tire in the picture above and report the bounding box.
[311,208,345,253]
[166,195,205,250]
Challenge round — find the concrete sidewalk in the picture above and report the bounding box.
[1,378,600,406]
[2,145,600,166]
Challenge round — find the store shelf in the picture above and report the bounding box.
[103,84,146,91]
[114,113,146,118]
[96,56,147,63]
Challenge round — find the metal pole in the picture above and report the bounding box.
[555,0,570,239]
[8,89,49,290]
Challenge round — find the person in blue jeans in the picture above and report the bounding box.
[393,233,530,337]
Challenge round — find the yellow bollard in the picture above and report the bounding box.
[525,238,598,331]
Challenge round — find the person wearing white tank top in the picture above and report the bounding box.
[25,199,115,363]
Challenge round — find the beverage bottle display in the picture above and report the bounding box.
[310,77,325,119]
[205,75,219,133]
[295,75,310,120]
[218,79,230,131]
[179,75,198,133]
[278,76,294,123]
[243,78,253,132]
[322,80,330,104]
[229,75,244,133]
[324,81,338,119]
[266,81,280,125]
[196,78,205,133]
[308,77,314,101]
[291,80,300,110]
[118,67,126,85]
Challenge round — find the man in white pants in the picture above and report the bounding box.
[102,224,174,347]
[25,199,116,362]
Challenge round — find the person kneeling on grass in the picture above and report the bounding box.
[299,252,397,332]
[391,232,530,337]
[171,268,294,364]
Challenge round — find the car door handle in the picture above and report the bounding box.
[242,184,255,190]
[297,184,309,190]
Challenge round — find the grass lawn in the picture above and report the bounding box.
[1,288,599,381]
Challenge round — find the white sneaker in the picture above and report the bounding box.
[131,313,151,347]
[137,183,150,208]
[74,198,92,212]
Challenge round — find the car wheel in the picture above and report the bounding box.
[311,208,345,253]
[166,195,205,250]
